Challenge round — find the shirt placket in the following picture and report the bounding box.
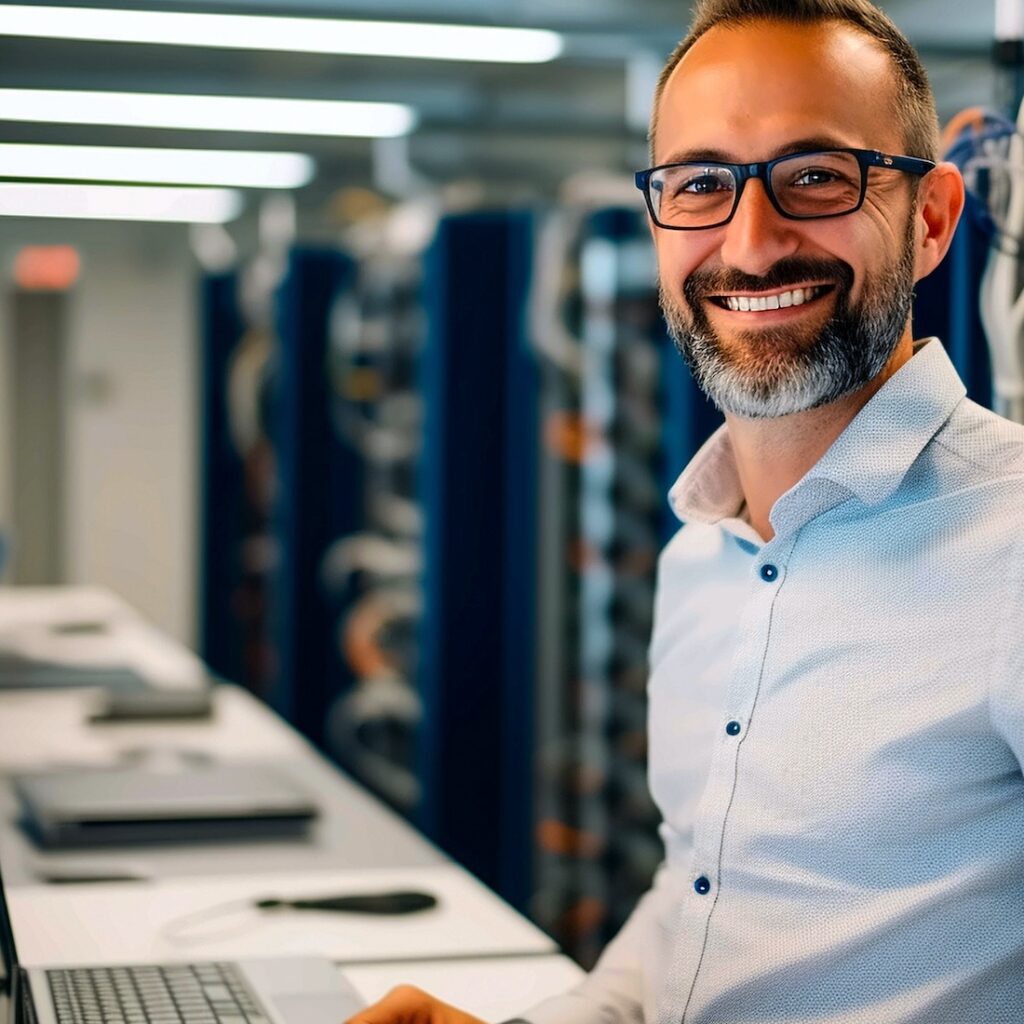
[659,530,798,1024]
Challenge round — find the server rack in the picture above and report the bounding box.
[322,235,427,817]
[199,248,361,736]
[198,207,720,966]
[198,270,244,683]
[531,207,719,964]
[268,247,360,745]
[417,208,539,904]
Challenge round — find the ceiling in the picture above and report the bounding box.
[0,0,1005,223]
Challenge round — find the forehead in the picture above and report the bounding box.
[655,19,901,164]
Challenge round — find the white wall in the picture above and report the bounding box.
[0,219,199,647]
[0,286,10,545]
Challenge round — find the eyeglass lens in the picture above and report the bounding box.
[649,150,864,228]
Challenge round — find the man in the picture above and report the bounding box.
[349,0,1024,1020]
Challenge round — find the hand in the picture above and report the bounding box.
[345,985,488,1024]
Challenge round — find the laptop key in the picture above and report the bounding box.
[200,986,232,1003]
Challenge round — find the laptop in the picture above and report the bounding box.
[14,764,319,848]
[0,861,365,1024]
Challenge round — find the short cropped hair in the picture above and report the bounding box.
[650,0,940,163]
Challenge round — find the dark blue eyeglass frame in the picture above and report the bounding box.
[634,148,936,230]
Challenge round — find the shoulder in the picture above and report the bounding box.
[896,399,1024,567]
[897,398,1024,523]
[931,398,1024,480]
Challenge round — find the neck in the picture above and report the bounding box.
[725,333,914,541]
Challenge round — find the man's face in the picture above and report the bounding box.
[652,20,923,419]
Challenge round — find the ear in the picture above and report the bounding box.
[912,162,966,283]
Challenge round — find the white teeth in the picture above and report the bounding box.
[719,285,821,311]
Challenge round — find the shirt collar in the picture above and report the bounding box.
[669,339,967,536]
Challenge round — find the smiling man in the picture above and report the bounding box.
[348,1,1024,1022]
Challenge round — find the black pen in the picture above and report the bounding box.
[255,890,438,914]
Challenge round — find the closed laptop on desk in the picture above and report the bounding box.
[14,765,318,848]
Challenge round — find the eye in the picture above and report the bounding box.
[791,167,840,187]
[668,167,734,198]
[681,172,729,194]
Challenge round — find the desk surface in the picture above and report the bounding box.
[0,587,579,1016]
[8,864,556,965]
[0,588,441,885]
[0,684,444,887]
[344,955,584,1020]
[0,586,208,690]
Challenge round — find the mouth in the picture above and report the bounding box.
[707,283,836,313]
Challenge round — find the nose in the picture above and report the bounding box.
[717,177,801,277]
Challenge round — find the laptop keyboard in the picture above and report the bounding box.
[46,962,271,1024]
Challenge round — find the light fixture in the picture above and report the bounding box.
[0,183,243,223]
[0,5,564,63]
[0,89,417,138]
[0,143,315,189]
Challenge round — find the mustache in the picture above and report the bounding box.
[682,257,854,302]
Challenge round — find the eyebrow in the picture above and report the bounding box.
[656,136,858,166]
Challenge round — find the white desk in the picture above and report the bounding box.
[0,587,582,1019]
[0,586,208,690]
[344,956,584,1020]
[0,684,446,886]
[8,866,555,966]
[0,587,439,881]
[7,871,582,1020]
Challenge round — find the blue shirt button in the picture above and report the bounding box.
[725,720,741,736]
[694,875,711,895]
[760,563,778,582]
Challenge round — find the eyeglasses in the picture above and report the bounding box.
[635,148,935,230]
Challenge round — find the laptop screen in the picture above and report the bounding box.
[0,860,22,1024]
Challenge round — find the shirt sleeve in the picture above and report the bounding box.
[508,864,678,1024]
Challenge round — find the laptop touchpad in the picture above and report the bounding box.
[271,992,364,1024]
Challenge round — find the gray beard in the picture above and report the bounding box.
[660,221,918,419]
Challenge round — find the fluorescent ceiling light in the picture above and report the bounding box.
[0,143,314,189]
[0,5,564,63]
[0,89,416,138]
[0,183,243,223]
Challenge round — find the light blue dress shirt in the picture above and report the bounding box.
[522,339,1024,1023]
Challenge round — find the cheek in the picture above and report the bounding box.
[851,197,915,273]
[655,233,720,289]
[794,222,874,298]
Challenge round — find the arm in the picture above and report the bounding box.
[520,534,690,1024]
[509,863,677,1024]
[350,532,691,1024]
[344,864,677,1024]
